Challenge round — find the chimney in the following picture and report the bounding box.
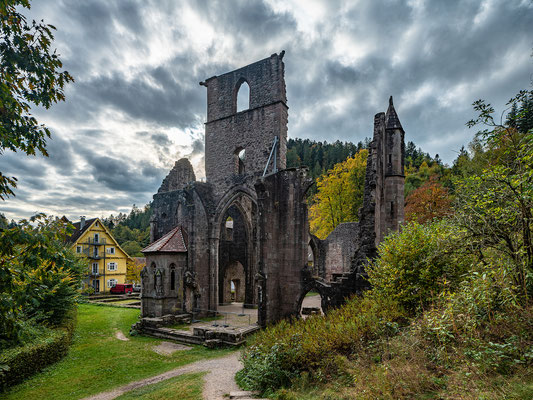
[80,216,86,229]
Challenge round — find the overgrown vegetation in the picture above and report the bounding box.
[0,215,84,348]
[237,90,533,399]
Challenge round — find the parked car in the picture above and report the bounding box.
[110,284,133,294]
[132,283,141,293]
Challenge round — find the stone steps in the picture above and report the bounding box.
[141,326,204,345]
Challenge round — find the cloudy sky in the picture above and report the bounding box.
[1,0,531,221]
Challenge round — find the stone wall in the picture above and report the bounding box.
[255,168,311,326]
[318,222,360,281]
[141,253,187,317]
[201,52,288,197]
[158,158,196,193]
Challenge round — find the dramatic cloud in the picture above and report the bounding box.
[1,0,531,221]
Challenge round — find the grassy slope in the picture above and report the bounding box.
[3,304,233,400]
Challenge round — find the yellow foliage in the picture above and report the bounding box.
[309,149,367,239]
[126,258,144,283]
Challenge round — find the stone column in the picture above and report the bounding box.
[255,168,311,326]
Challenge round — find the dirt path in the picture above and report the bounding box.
[81,352,242,400]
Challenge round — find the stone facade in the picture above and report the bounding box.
[316,222,360,282]
[201,52,287,197]
[141,53,405,326]
[255,168,312,326]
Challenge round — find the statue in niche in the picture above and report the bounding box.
[155,269,163,296]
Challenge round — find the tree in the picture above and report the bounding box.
[405,176,453,223]
[457,90,533,298]
[0,214,84,345]
[126,258,144,283]
[0,0,73,199]
[309,149,367,239]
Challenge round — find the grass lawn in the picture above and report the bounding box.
[3,304,234,400]
[115,372,205,400]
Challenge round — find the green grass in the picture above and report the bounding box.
[115,372,205,400]
[3,304,234,400]
[304,291,319,297]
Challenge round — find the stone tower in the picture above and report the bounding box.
[374,96,405,244]
[200,52,288,196]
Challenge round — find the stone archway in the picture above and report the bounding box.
[211,188,258,311]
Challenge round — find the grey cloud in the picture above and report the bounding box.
[4,0,532,220]
[150,133,173,147]
[76,68,204,128]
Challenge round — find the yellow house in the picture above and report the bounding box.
[68,217,133,293]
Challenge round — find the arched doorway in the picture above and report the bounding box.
[299,289,324,319]
[220,260,245,303]
[217,202,255,307]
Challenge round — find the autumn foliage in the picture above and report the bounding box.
[405,176,452,223]
[309,149,367,239]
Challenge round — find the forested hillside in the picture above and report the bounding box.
[102,204,152,257]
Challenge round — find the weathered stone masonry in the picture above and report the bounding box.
[141,52,405,327]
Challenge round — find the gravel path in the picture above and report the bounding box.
[81,352,242,400]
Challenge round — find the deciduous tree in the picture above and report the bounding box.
[0,0,73,199]
[309,149,367,239]
[405,176,453,223]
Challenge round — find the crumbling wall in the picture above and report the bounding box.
[255,168,311,326]
[158,158,196,193]
[317,222,360,281]
[201,52,288,197]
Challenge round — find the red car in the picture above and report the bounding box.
[110,284,133,294]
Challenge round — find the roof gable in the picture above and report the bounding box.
[142,226,188,253]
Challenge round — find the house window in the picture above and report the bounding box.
[92,262,99,274]
[107,279,117,288]
[95,221,99,227]
[93,279,100,293]
[94,233,99,243]
[107,247,115,255]
[76,245,82,253]
[108,262,117,271]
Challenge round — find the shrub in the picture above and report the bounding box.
[0,214,84,346]
[238,295,404,393]
[0,307,76,390]
[366,220,473,315]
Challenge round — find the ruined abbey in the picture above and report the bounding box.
[140,52,405,327]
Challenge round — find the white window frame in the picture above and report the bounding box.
[107,262,117,271]
[76,245,82,253]
[95,221,99,227]
[92,262,99,274]
[107,279,117,288]
[107,247,115,255]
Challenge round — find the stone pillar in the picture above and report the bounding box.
[255,168,311,326]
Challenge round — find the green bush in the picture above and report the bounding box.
[238,295,404,393]
[0,214,84,346]
[0,307,76,390]
[366,220,473,315]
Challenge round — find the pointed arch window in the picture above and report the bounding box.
[236,79,250,112]
[170,264,176,291]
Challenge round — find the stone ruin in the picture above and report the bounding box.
[139,51,405,329]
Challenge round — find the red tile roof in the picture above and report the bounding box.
[142,226,188,253]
